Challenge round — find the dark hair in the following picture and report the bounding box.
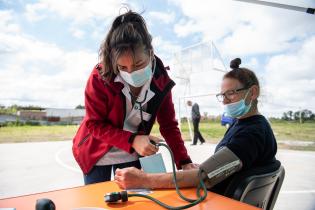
[224,58,260,103]
[99,10,153,82]
[224,58,260,89]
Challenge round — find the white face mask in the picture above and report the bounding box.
[119,60,152,87]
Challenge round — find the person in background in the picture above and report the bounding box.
[72,10,196,185]
[187,101,206,145]
[114,58,277,195]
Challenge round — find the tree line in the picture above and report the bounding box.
[282,109,314,123]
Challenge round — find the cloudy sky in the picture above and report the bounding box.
[0,0,314,117]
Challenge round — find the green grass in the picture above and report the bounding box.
[0,121,314,151]
[0,125,79,143]
[142,120,315,150]
[151,121,227,143]
[268,121,315,141]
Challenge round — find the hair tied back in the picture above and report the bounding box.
[230,58,241,70]
[119,4,130,23]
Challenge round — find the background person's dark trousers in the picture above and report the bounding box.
[192,118,206,145]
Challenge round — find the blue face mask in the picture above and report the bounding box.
[119,60,153,87]
[224,90,252,118]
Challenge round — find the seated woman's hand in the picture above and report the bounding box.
[114,167,148,189]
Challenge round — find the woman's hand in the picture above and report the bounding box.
[182,163,200,170]
[132,135,162,156]
[115,167,148,189]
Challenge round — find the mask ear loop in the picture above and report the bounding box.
[150,51,156,76]
[243,87,253,106]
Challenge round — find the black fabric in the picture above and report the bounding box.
[134,55,176,135]
[142,79,175,135]
[224,160,281,198]
[191,103,201,120]
[192,118,205,145]
[212,115,277,194]
[306,8,314,14]
[153,55,167,79]
[190,103,205,145]
[84,160,141,185]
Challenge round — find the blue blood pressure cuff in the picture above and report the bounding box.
[199,147,243,188]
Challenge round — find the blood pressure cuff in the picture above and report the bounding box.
[199,147,243,188]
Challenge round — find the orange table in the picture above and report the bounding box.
[0,181,260,210]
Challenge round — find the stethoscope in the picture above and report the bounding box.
[105,141,208,209]
[127,56,156,133]
[105,57,208,209]
[129,90,149,133]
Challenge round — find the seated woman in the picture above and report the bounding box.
[114,58,277,194]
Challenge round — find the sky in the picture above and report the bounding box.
[0,0,314,118]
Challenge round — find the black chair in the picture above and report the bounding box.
[223,160,285,210]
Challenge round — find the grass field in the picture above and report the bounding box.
[0,120,314,150]
[151,121,228,143]
[268,121,315,141]
[0,125,79,143]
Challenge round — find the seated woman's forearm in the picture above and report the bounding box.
[147,169,200,189]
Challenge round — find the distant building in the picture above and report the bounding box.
[45,108,85,125]
[17,110,46,121]
[45,108,85,118]
[16,108,85,125]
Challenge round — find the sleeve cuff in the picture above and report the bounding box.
[128,133,138,153]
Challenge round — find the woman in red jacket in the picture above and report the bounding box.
[72,10,195,184]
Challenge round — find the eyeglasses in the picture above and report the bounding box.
[216,87,249,102]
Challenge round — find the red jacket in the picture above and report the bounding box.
[72,56,192,174]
